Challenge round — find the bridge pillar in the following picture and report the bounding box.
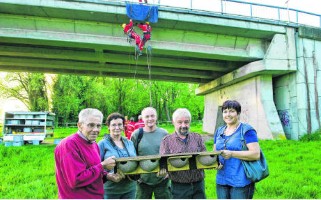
[273,28,321,140]
[203,75,286,139]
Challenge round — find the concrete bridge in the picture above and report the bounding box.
[1,0,321,140]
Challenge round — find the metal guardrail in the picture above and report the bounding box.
[217,0,321,28]
[72,0,321,28]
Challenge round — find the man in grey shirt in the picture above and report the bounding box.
[131,107,172,199]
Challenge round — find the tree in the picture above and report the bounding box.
[105,78,150,119]
[171,83,204,121]
[52,75,87,125]
[1,72,204,125]
[50,74,204,125]
[0,72,49,111]
[51,75,150,124]
[148,81,204,121]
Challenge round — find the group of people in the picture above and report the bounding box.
[122,19,152,56]
[124,115,144,139]
[54,99,263,199]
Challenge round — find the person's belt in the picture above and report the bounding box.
[172,179,203,185]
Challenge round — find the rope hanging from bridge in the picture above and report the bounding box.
[146,45,153,106]
[122,2,156,106]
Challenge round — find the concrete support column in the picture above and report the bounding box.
[203,75,286,139]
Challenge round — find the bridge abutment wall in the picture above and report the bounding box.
[272,27,321,140]
[203,75,285,139]
[202,27,321,140]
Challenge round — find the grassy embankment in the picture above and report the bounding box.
[0,125,321,198]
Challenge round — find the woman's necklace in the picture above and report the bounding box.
[224,122,241,136]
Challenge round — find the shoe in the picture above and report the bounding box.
[138,51,143,56]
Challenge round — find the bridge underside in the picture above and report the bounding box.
[3,0,319,140]
[0,0,283,84]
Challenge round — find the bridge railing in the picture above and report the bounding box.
[89,0,321,28]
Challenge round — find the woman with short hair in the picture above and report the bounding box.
[98,112,137,199]
[213,100,261,199]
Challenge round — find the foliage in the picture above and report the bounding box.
[299,129,321,141]
[51,75,149,124]
[51,74,204,125]
[151,81,204,121]
[52,75,94,125]
[1,73,204,124]
[0,72,49,111]
[1,138,321,199]
[106,78,150,119]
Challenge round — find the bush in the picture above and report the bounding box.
[299,130,321,142]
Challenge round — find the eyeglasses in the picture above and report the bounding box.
[176,120,190,125]
[110,123,123,128]
[86,123,102,129]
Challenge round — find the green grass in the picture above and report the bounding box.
[1,127,321,199]
[204,138,321,199]
[0,145,57,198]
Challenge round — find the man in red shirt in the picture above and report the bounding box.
[126,117,136,139]
[124,116,130,138]
[134,115,145,130]
[54,108,117,199]
[137,22,152,55]
[122,19,141,50]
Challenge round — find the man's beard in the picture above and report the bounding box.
[179,128,189,136]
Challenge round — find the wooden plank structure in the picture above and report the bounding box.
[115,151,220,174]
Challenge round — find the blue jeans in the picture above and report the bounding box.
[171,180,206,199]
[216,183,255,199]
[104,189,136,199]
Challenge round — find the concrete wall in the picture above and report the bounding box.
[273,30,321,140]
[203,75,285,139]
[200,28,296,140]
[203,27,321,140]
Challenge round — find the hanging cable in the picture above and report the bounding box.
[146,44,153,106]
[133,45,140,79]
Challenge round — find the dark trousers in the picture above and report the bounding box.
[104,189,136,199]
[171,180,206,199]
[136,178,172,199]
